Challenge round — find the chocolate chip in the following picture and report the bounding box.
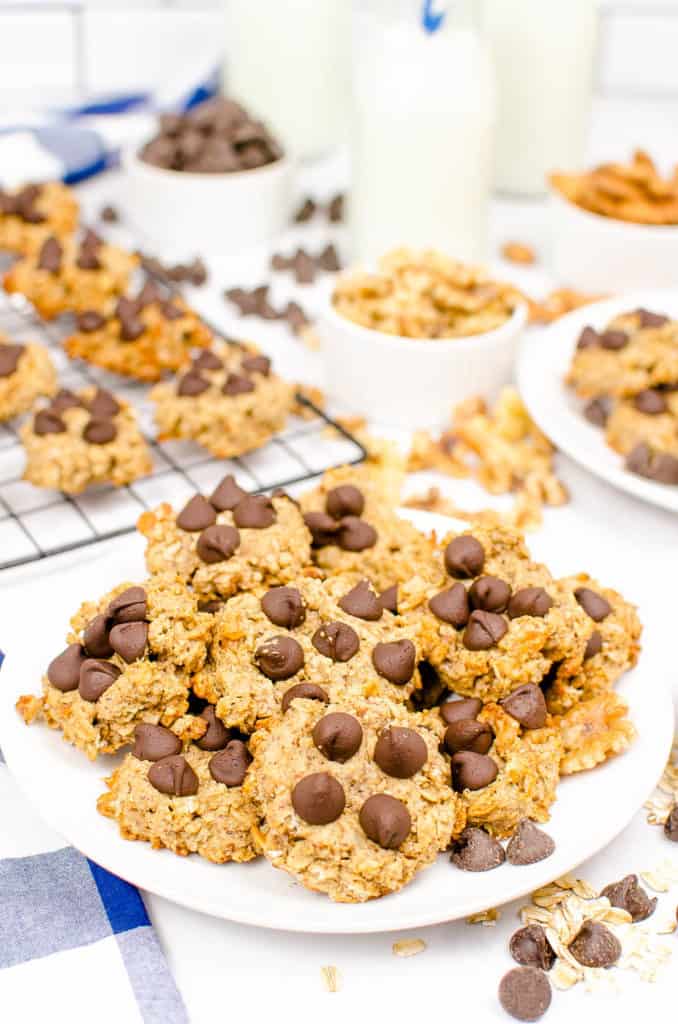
[634,389,668,415]
[428,584,470,627]
[304,511,342,547]
[444,535,485,578]
[133,723,182,761]
[50,389,82,413]
[34,410,66,435]
[161,301,184,321]
[312,621,359,662]
[88,388,120,418]
[37,236,62,273]
[440,698,482,725]
[410,661,447,710]
[500,684,547,729]
[318,243,341,272]
[443,719,494,755]
[222,373,255,396]
[599,329,628,350]
[76,236,102,271]
[83,614,113,658]
[469,575,511,613]
[371,639,416,685]
[359,793,411,849]
[107,586,147,624]
[192,349,222,372]
[116,297,145,341]
[584,394,613,427]
[337,516,378,551]
[292,772,346,825]
[241,354,271,377]
[507,587,553,619]
[326,484,365,519]
[338,580,383,621]
[327,193,344,222]
[450,749,498,793]
[177,495,217,532]
[450,827,505,870]
[47,644,85,692]
[283,299,310,334]
[576,325,599,349]
[313,712,363,763]
[568,921,621,968]
[498,967,552,1022]
[293,197,316,222]
[178,371,210,397]
[373,726,427,778]
[100,204,119,223]
[600,874,657,922]
[627,444,678,484]
[198,599,222,614]
[0,344,24,378]
[510,926,556,971]
[196,524,241,563]
[209,739,251,787]
[233,495,276,529]
[506,819,555,865]
[255,636,304,680]
[463,610,508,650]
[209,474,247,511]
[78,658,121,702]
[148,754,199,797]
[261,586,306,628]
[109,620,148,663]
[77,310,106,333]
[636,308,669,328]
[378,585,398,614]
[664,803,678,841]
[584,630,602,660]
[281,682,329,712]
[83,418,117,444]
[574,587,612,622]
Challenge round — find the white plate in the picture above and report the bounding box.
[517,288,678,514]
[0,512,671,934]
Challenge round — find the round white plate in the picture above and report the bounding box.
[517,288,678,513]
[0,512,671,933]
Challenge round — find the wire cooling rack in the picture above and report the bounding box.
[0,290,366,570]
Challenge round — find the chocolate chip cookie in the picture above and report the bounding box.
[0,335,57,420]
[0,181,78,256]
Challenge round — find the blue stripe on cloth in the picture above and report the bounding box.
[87,858,150,934]
[117,927,189,1024]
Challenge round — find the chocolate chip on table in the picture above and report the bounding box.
[193,350,222,372]
[372,640,416,685]
[509,926,556,971]
[506,819,555,865]
[568,920,621,968]
[440,697,482,725]
[222,373,255,396]
[292,772,346,825]
[77,310,106,333]
[444,535,485,578]
[634,389,668,415]
[107,586,147,624]
[378,584,398,614]
[88,388,120,418]
[327,193,344,222]
[291,248,316,285]
[34,409,66,435]
[338,517,378,551]
[359,793,411,849]
[0,344,24,378]
[635,308,669,329]
[599,329,628,351]
[83,614,113,658]
[338,580,383,621]
[47,644,86,692]
[293,197,316,223]
[443,719,494,756]
[148,754,199,797]
[261,586,306,628]
[313,712,363,763]
[626,443,678,485]
[469,575,511,613]
[178,371,210,397]
[508,587,553,619]
[600,874,656,922]
[312,621,360,662]
[177,494,217,532]
[498,967,552,1022]
[304,511,342,547]
[501,684,547,730]
[233,494,276,529]
[209,739,251,787]
[450,751,498,791]
[109,620,148,663]
[196,524,241,563]
[100,204,119,223]
[326,484,365,519]
[83,418,117,445]
[574,587,612,622]
[281,682,329,713]
[450,827,505,871]
[583,394,613,427]
[428,583,470,627]
[576,325,599,349]
[373,726,427,778]
[195,706,232,751]
[463,610,508,651]
[663,803,678,841]
[584,630,602,660]
[255,635,304,680]
[283,300,311,335]
[318,243,341,272]
[133,723,182,761]
[79,658,121,702]
[37,236,62,273]
[210,474,247,511]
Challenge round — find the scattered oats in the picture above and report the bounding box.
[645,734,678,826]
[640,870,671,893]
[392,938,427,957]
[320,966,341,993]
[467,908,500,926]
[550,960,581,990]
[655,917,677,935]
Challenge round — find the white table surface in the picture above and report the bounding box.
[4,126,678,1022]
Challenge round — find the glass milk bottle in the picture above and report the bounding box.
[482,0,598,196]
[223,0,350,159]
[349,0,495,264]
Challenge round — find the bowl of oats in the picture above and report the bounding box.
[549,149,678,292]
[319,248,526,428]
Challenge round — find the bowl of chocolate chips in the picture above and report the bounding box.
[124,97,292,253]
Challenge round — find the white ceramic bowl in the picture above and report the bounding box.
[317,296,528,429]
[550,188,678,292]
[122,146,294,257]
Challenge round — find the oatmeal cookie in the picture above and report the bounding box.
[20,385,151,493]
[247,695,464,902]
[193,575,425,732]
[98,723,258,863]
[553,692,636,775]
[0,336,56,420]
[16,575,212,759]
[151,343,293,457]
[138,479,312,602]
[567,312,678,399]
[0,182,78,255]
[3,230,137,319]
[604,391,678,457]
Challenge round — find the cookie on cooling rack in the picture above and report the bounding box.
[0,181,78,256]
[0,335,57,421]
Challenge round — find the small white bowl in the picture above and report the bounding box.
[317,297,528,429]
[122,146,294,257]
[550,188,678,293]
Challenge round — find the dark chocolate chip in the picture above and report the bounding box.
[255,636,304,680]
[312,621,360,662]
[463,610,508,650]
[600,874,657,922]
[510,926,556,971]
[193,349,222,371]
[450,751,498,791]
[209,739,251,787]
[198,599,222,614]
[498,967,552,1022]
[177,494,217,532]
[133,723,182,761]
[294,197,316,223]
[107,586,147,624]
[88,388,120,418]
[83,614,113,658]
[178,371,210,397]
[318,243,341,272]
[444,535,485,578]
[337,516,378,552]
[261,586,306,628]
[196,524,241,563]
[326,484,365,519]
[312,712,363,763]
[338,580,383,621]
[599,329,628,351]
[500,684,547,730]
[37,236,62,273]
[281,682,329,713]
[574,587,612,622]
[508,587,553,619]
[506,819,555,865]
[109,620,148,663]
[233,495,276,529]
[373,726,427,778]
[428,583,470,627]
[628,444,678,484]
[576,325,600,349]
[371,639,416,685]
[292,772,346,825]
[378,585,398,614]
[635,308,669,328]
[634,389,668,415]
[0,344,24,378]
[100,204,119,223]
[443,719,494,755]
[469,575,511,613]
[47,643,85,692]
[664,803,678,841]
[450,826,505,870]
[78,658,121,702]
[34,409,66,435]
[209,474,247,511]
[359,793,411,849]
[77,310,106,333]
[584,394,614,427]
[222,373,255,396]
[51,389,82,413]
[584,630,602,660]
[148,754,199,797]
[440,698,482,725]
[83,417,117,445]
[196,706,232,751]
[568,921,621,968]
[327,193,344,222]
[241,354,271,376]
[304,511,342,547]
